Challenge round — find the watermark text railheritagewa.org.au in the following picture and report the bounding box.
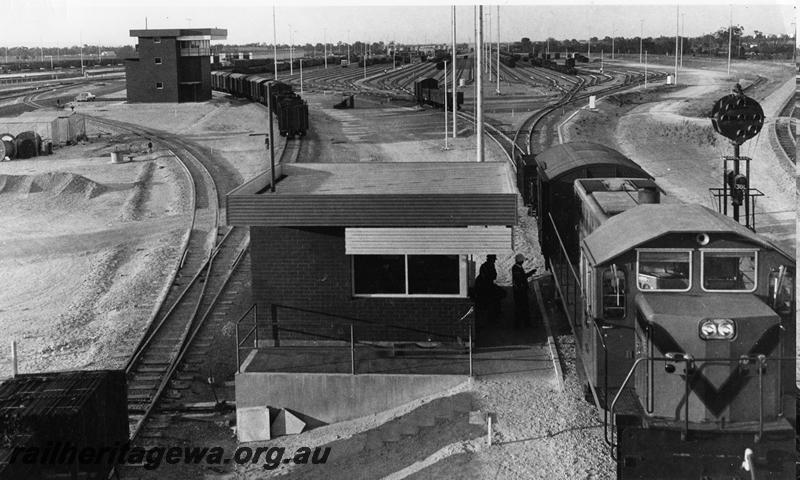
[10,442,331,470]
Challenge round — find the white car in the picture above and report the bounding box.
[75,92,96,102]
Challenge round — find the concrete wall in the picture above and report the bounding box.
[250,226,474,342]
[236,372,467,424]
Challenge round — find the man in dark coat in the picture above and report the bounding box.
[512,253,537,329]
[474,254,502,326]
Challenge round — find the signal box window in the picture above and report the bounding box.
[702,250,756,291]
[637,250,691,291]
[353,254,463,296]
[602,265,626,319]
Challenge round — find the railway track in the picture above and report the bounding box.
[775,117,796,163]
[58,113,298,446]
[516,67,668,159]
[17,84,305,454]
[775,85,797,164]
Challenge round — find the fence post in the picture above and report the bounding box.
[253,304,258,349]
[11,340,17,377]
[350,324,355,375]
[468,321,473,377]
[271,303,279,347]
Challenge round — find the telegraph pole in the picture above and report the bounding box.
[673,5,679,85]
[267,83,276,192]
[324,29,327,69]
[477,5,484,162]
[496,5,500,94]
[473,6,477,125]
[639,20,643,64]
[272,6,278,80]
[452,5,457,138]
[289,26,293,76]
[486,9,491,79]
[727,6,733,75]
[443,59,449,150]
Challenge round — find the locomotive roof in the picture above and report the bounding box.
[535,142,648,181]
[582,203,788,265]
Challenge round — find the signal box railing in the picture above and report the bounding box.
[235,303,475,376]
[235,304,259,373]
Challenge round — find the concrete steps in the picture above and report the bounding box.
[270,392,485,479]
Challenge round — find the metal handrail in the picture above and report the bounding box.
[243,304,475,376]
[235,304,258,373]
[547,213,585,300]
[270,302,472,341]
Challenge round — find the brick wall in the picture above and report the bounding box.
[126,37,179,103]
[250,226,473,343]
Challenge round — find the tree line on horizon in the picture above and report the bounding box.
[0,26,795,65]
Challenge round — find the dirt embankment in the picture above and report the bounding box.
[563,61,795,252]
[0,137,190,377]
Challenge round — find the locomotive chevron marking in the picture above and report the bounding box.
[638,317,781,416]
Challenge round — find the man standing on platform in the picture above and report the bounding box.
[512,253,537,329]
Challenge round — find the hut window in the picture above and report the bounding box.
[353,255,464,297]
[353,255,405,295]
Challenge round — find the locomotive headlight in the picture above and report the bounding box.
[700,322,718,338]
[717,320,735,338]
[699,319,736,340]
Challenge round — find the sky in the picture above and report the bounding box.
[2,0,796,48]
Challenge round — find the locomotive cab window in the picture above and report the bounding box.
[701,250,757,292]
[602,265,626,319]
[637,250,691,291]
[352,254,465,297]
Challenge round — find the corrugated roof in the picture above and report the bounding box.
[536,141,647,181]
[583,204,779,265]
[274,162,516,195]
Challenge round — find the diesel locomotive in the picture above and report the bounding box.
[529,142,795,479]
